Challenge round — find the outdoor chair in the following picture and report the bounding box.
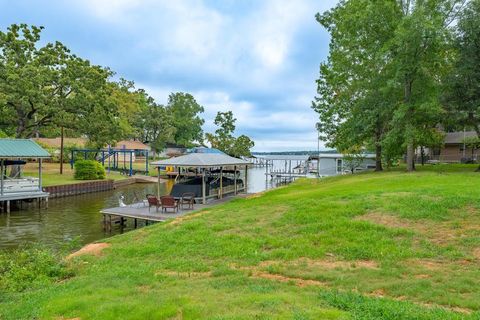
[160,195,179,213]
[179,192,195,210]
[146,195,161,212]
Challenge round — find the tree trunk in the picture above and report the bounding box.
[404,78,415,172]
[374,120,383,171]
[474,126,480,172]
[406,143,415,172]
[375,144,383,171]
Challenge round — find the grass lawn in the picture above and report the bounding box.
[3,165,480,319]
[23,162,128,186]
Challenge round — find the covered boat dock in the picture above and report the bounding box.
[151,153,251,204]
[0,139,51,212]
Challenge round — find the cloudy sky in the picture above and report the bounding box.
[0,0,338,151]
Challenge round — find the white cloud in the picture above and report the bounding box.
[71,0,338,151]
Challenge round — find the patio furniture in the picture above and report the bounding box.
[146,195,161,212]
[179,192,195,210]
[160,195,179,213]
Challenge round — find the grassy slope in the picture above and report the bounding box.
[3,165,480,319]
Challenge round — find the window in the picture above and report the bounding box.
[336,159,343,173]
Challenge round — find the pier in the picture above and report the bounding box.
[101,194,246,231]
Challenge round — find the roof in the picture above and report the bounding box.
[34,137,87,148]
[189,147,225,154]
[254,154,310,161]
[113,140,150,150]
[151,153,250,168]
[312,153,376,159]
[444,131,477,144]
[0,139,51,158]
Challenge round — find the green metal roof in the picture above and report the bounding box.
[0,139,50,158]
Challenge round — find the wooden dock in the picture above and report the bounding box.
[100,195,246,231]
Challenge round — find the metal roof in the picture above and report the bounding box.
[189,147,225,154]
[151,153,250,168]
[254,154,310,161]
[0,139,51,158]
[309,153,376,159]
[444,131,477,144]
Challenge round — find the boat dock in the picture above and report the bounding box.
[101,195,246,231]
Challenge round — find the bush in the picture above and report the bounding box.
[0,246,71,293]
[74,160,105,180]
[95,161,106,179]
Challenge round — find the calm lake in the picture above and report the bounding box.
[0,167,275,250]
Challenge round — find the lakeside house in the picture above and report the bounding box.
[312,153,376,176]
[426,131,479,163]
[158,143,188,157]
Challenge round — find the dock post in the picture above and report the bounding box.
[202,171,206,204]
[245,165,248,193]
[219,166,223,199]
[157,167,161,198]
[234,165,237,195]
[0,159,4,197]
[6,200,10,214]
[38,158,42,191]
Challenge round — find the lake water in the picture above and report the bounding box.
[0,167,278,250]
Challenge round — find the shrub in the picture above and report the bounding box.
[95,161,106,179]
[74,160,105,180]
[0,246,71,293]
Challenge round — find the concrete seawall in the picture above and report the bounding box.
[43,176,160,198]
[43,180,115,198]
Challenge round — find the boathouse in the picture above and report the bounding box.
[151,153,251,204]
[0,139,50,212]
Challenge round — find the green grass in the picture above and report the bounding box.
[23,162,130,186]
[3,165,480,319]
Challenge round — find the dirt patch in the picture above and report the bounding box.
[473,248,480,259]
[246,192,266,199]
[136,285,152,293]
[168,211,210,225]
[404,259,445,271]
[356,210,480,246]
[252,270,325,287]
[66,243,110,260]
[356,212,414,229]
[154,269,211,278]
[414,274,432,279]
[259,257,379,270]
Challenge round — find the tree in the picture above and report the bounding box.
[136,97,176,156]
[313,0,463,172]
[206,111,254,157]
[444,0,480,137]
[166,92,204,147]
[313,0,401,172]
[230,135,255,158]
[0,24,123,144]
[389,0,461,171]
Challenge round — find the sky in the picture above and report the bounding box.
[0,0,338,152]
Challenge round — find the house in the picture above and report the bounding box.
[158,143,187,157]
[312,153,376,176]
[432,131,478,163]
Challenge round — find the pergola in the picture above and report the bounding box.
[151,153,251,204]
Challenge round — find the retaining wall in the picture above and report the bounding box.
[44,179,115,198]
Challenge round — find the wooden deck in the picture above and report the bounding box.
[101,194,247,230]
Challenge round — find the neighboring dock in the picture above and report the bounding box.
[101,194,247,231]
